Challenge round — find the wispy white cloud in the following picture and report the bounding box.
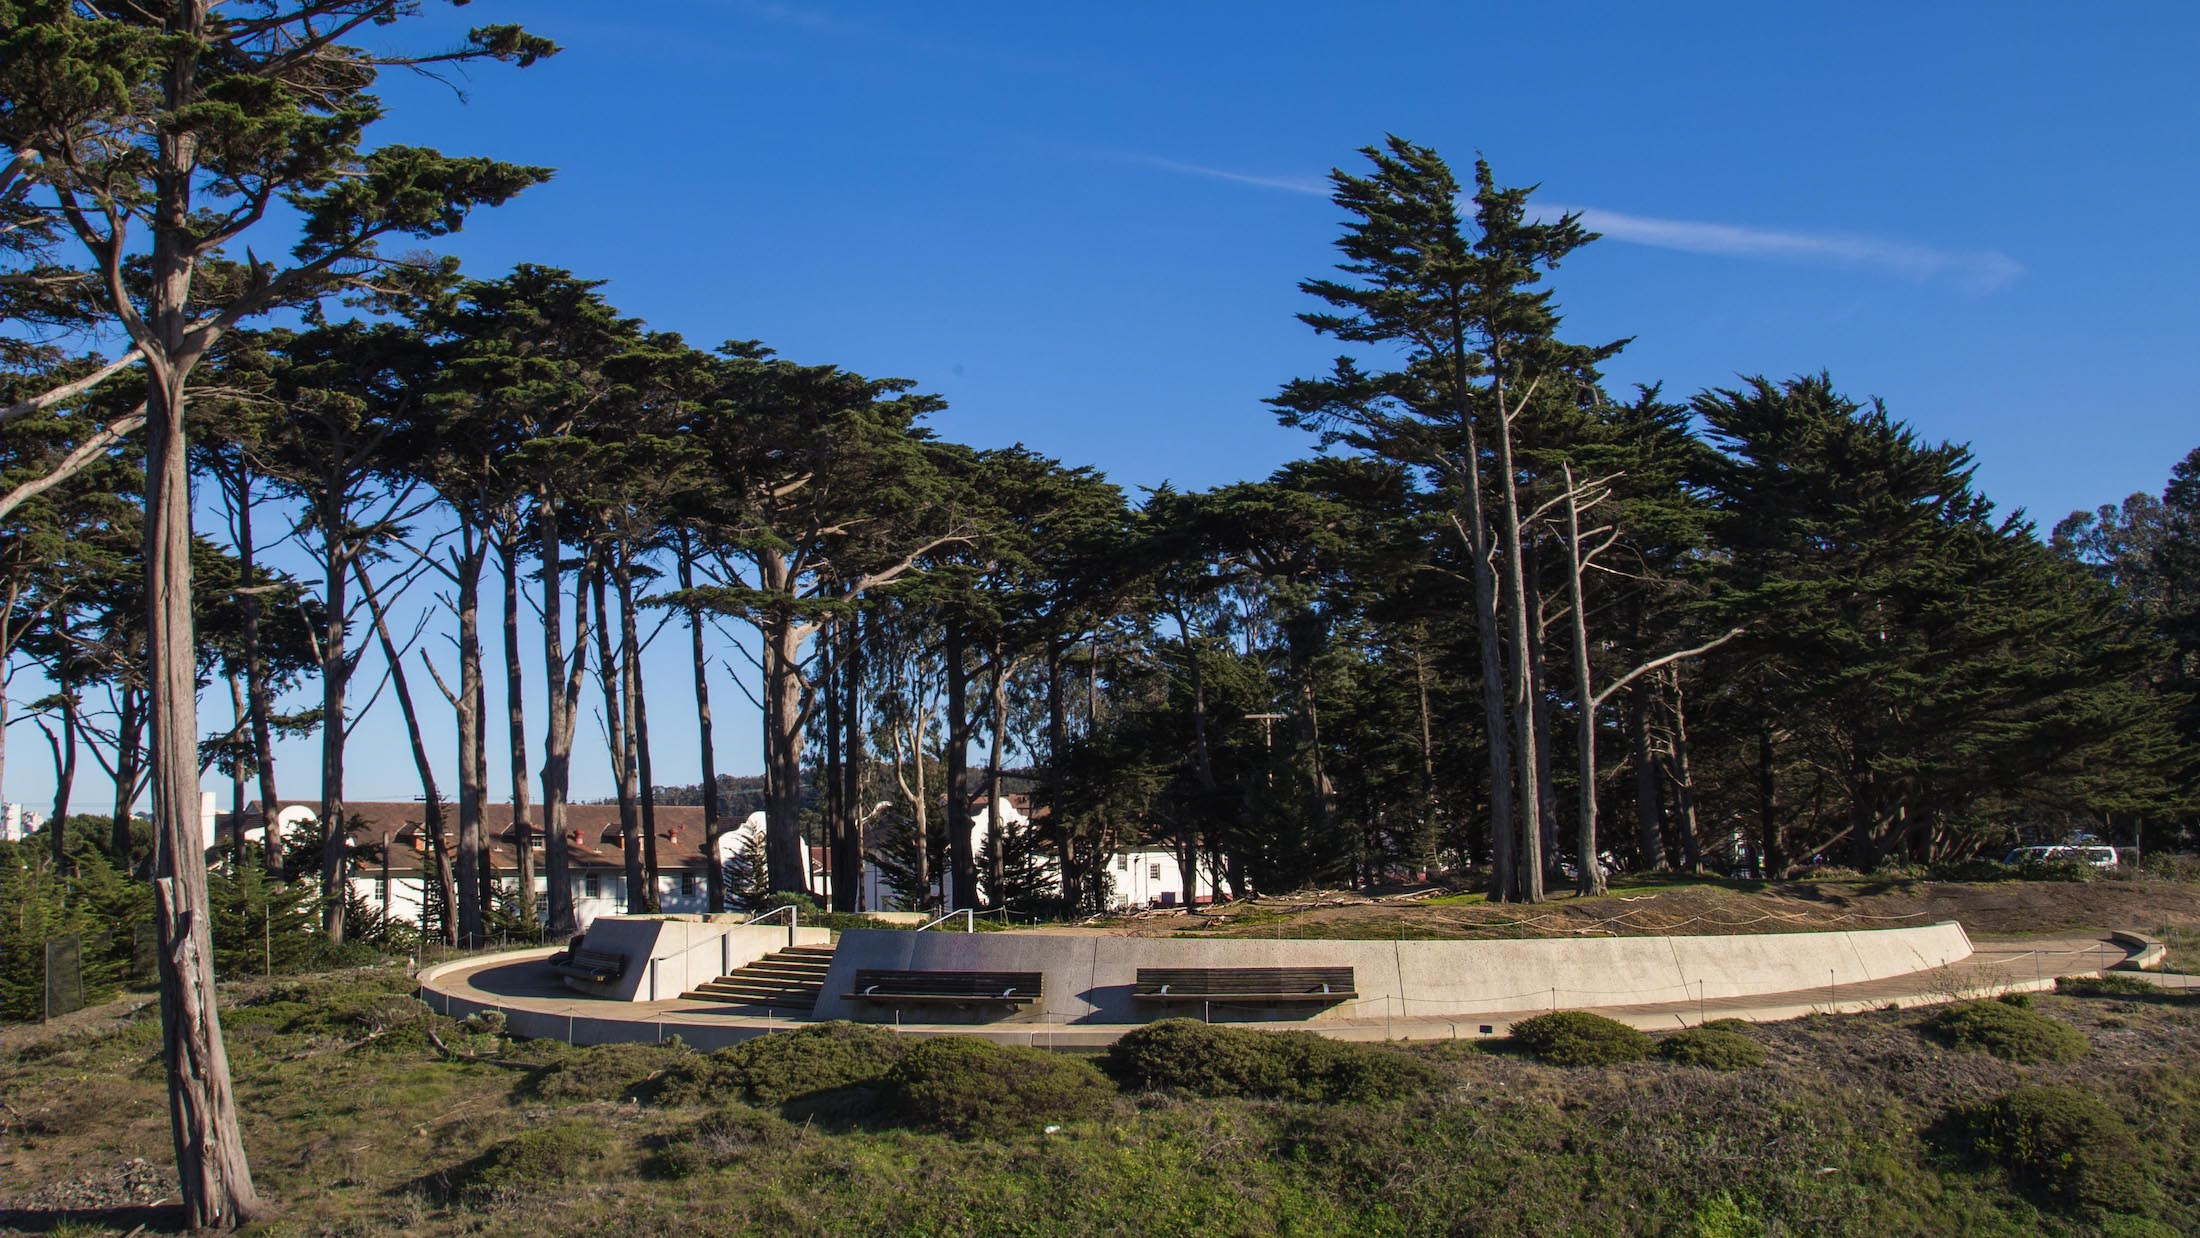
[1537,203,2025,293]
[721,0,863,35]
[1125,155,2023,293]
[1124,155,1331,197]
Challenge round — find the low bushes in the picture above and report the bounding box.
[1105,1019,1441,1103]
[1508,1011,1652,1066]
[883,1037,1115,1138]
[1657,1026,1766,1071]
[449,1121,608,1206]
[2057,975,2159,999]
[653,1021,906,1107]
[654,1106,797,1178]
[2139,852,2200,883]
[521,1042,687,1103]
[1946,1086,2147,1211]
[1925,1000,2089,1064]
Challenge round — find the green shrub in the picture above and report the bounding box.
[883,1037,1115,1138]
[452,1121,608,1205]
[523,1042,686,1103]
[1699,1017,1754,1033]
[654,1021,908,1108]
[1926,857,2015,883]
[2058,975,2162,999]
[1949,1086,2147,1210]
[1105,1019,1441,1103]
[1657,1027,1766,1071]
[461,1009,508,1036]
[2139,852,2200,883]
[1508,1011,1652,1066]
[654,1106,796,1178]
[2014,859,2096,884]
[1925,1000,2089,1064]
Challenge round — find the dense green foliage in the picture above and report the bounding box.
[1656,1026,1768,1071]
[447,1122,609,1207]
[881,1037,1117,1139]
[1105,1018,1442,1102]
[1925,999,2092,1064]
[655,1021,907,1107]
[1946,1085,2148,1211]
[1507,1011,1654,1066]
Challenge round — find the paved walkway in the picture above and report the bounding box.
[417,934,2145,1049]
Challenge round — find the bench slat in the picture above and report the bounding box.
[846,968,1042,1005]
[1132,966,1355,1002]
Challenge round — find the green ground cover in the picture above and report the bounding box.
[5,963,2198,1236]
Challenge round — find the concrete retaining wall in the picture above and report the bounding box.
[562,916,832,1001]
[811,921,1974,1025]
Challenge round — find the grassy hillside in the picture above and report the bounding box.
[3,965,2196,1236]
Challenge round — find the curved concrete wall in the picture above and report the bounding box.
[811,922,1974,1024]
[558,916,833,1001]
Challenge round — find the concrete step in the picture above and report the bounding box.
[681,988,818,1009]
[677,944,835,1009]
[744,957,832,975]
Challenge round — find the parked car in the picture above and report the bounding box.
[2002,844,2119,869]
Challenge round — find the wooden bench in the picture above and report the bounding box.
[846,969,1042,1006]
[547,947,627,985]
[1133,966,1356,1004]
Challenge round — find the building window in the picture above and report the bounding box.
[1148,862,1162,880]
[583,872,600,898]
[1116,855,1128,871]
[681,874,697,898]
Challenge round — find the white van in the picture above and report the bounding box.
[2002,844,2119,869]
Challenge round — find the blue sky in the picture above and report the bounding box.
[10,1,2198,813]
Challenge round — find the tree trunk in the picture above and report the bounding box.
[1630,685,1665,870]
[820,617,843,908]
[677,537,723,913]
[233,466,281,877]
[1453,444,1516,902]
[1491,394,1543,903]
[984,642,1009,909]
[761,614,810,898]
[112,686,145,871]
[1667,669,1703,871]
[497,521,536,928]
[595,566,644,913]
[315,495,351,943]
[1413,636,1440,878]
[147,354,264,1226]
[1756,685,1782,876]
[836,612,864,913]
[227,673,248,870]
[1048,640,1076,906]
[452,525,487,946]
[538,500,581,937]
[622,553,662,914]
[1562,477,1605,896]
[944,618,975,909]
[1526,558,1562,884]
[48,673,77,869]
[355,564,454,945]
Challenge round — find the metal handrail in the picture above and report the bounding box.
[742,903,800,947]
[915,908,976,933]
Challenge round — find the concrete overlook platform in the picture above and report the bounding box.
[416,923,2143,1051]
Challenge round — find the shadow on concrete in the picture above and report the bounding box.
[461,959,583,1001]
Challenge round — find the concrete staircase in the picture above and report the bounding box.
[679,944,835,1012]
